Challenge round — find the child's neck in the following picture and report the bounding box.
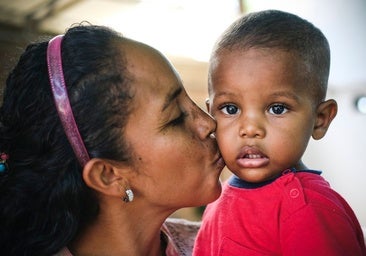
[294,161,308,171]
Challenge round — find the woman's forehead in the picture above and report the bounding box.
[121,40,183,108]
[124,41,179,84]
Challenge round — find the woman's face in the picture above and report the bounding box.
[121,40,224,209]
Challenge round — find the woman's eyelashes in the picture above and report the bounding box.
[170,111,188,126]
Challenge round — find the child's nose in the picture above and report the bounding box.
[239,117,265,138]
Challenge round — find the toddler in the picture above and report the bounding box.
[193,9,366,256]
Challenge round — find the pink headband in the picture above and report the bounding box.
[47,35,90,167]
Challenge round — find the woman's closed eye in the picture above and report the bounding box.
[170,111,188,126]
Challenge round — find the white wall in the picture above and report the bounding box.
[304,85,366,226]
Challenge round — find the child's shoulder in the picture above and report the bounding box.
[282,171,353,217]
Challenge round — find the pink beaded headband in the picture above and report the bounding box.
[47,35,90,167]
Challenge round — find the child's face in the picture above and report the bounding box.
[208,48,318,183]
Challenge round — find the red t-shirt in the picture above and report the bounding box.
[194,171,366,256]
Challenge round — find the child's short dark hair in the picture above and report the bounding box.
[212,9,330,102]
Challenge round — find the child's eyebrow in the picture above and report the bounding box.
[213,91,237,98]
[270,91,300,101]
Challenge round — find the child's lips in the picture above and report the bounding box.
[236,146,269,168]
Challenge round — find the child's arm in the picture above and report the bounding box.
[281,203,366,255]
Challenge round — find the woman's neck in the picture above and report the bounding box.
[69,199,171,256]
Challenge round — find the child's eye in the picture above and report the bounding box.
[268,104,288,115]
[220,104,239,115]
[170,112,188,126]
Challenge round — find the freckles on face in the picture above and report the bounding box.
[127,92,222,207]
[121,41,222,207]
[209,48,316,182]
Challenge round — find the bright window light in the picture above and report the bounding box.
[103,0,240,61]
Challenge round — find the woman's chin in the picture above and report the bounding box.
[201,182,222,205]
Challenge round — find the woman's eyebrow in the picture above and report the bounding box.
[161,87,182,112]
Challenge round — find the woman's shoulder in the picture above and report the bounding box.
[163,218,201,256]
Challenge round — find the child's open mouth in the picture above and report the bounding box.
[237,146,269,168]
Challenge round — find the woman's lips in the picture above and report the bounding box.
[236,146,269,168]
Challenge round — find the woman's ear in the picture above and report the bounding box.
[82,158,124,197]
[312,99,338,140]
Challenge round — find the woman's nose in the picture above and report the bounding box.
[195,107,217,140]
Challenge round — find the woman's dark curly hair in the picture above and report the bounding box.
[0,24,134,255]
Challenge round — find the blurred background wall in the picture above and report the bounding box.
[0,0,365,226]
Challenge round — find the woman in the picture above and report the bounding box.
[0,24,224,255]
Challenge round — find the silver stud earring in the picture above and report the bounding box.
[119,183,134,203]
[123,188,134,203]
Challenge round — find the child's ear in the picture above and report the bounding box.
[312,99,338,140]
[82,158,127,198]
[205,98,210,112]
